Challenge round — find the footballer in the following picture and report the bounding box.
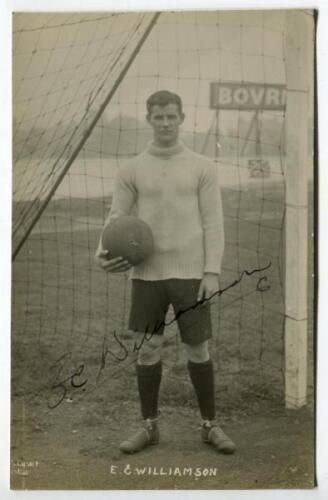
[95,90,235,455]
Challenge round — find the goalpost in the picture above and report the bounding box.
[11,11,314,410]
[284,10,312,409]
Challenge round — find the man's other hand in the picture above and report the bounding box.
[197,273,219,303]
[94,249,132,273]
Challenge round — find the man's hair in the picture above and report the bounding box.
[146,90,183,115]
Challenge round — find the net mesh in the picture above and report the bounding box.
[12,12,158,255]
[12,11,312,412]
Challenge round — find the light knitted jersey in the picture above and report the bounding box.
[99,141,224,281]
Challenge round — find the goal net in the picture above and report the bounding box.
[12,11,313,413]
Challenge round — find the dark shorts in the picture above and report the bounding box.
[129,279,212,345]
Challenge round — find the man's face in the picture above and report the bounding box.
[147,103,185,147]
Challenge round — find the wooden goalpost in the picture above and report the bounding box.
[285,10,313,409]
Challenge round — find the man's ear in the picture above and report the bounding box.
[179,112,185,124]
[146,114,151,124]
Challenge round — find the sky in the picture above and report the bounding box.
[12,11,314,202]
[13,10,293,137]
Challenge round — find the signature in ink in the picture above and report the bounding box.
[96,329,129,383]
[133,261,272,352]
[46,261,271,408]
[47,352,88,409]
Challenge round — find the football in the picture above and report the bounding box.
[101,215,154,266]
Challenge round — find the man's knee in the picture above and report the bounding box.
[134,332,163,365]
[184,340,209,363]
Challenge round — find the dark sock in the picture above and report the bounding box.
[187,358,216,421]
[136,361,162,419]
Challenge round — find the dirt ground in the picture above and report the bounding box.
[11,393,314,490]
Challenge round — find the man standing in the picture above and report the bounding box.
[95,90,235,455]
